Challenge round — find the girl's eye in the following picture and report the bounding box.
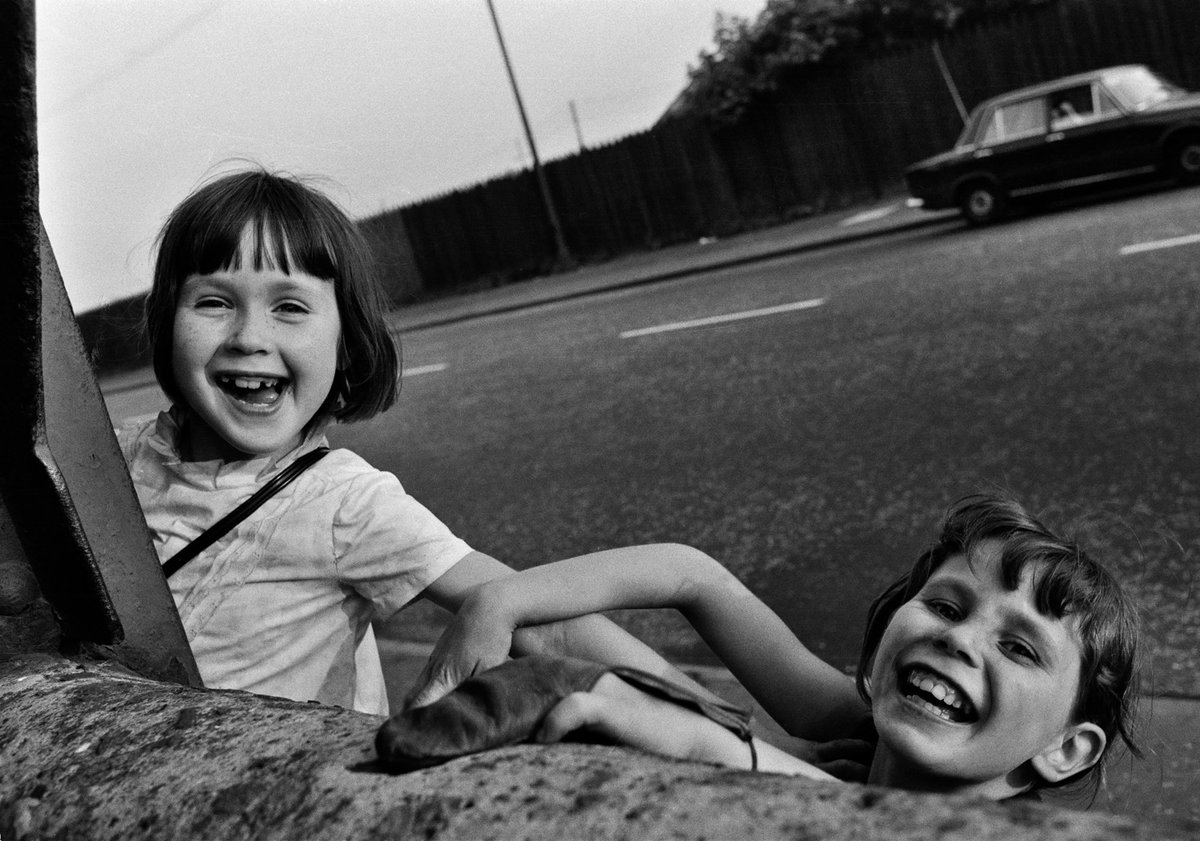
[928,600,962,621]
[275,301,310,316]
[194,296,230,309]
[1002,639,1040,664]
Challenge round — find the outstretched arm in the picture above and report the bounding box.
[415,550,721,706]
[414,545,866,741]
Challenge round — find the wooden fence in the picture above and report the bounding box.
[361,0,1200,303]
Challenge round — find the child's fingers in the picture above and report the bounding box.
[810,737,875,782]
[403,679,450,710]
[401,664,433,709]
[812,758,872,783]
[812,738,875,765]
[403,660,464,709]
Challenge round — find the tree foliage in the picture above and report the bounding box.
[675,0,1056,123]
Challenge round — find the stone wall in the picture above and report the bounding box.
[0,653,1189,841]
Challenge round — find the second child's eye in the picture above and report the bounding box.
[195,296,230,309]
[1002,639,1040,664]
[928,600,962,621]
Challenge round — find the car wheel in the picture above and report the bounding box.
[958,182,1006,225]
[1169,137,1200,184]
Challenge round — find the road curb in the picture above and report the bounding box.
[390,212,957,334]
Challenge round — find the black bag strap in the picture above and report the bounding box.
[162,446,331,580]
[608,665,754,741]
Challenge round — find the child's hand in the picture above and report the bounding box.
[809,737,876,783]
[403,595,515,709]
[535,673,721,763]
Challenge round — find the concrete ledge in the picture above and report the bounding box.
[0,654,1189,841]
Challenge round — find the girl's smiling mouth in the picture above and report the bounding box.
[215,373,289,407]
[898,665,979,724]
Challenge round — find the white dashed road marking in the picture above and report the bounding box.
[402,363,448,377]
[619,298,826,339]
[1119,233,1200,255]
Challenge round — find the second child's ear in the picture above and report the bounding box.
[1030,722,1107,783]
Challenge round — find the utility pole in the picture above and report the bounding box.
[485,0,574,269]
[932,41,968,125]
[569,100,585,152]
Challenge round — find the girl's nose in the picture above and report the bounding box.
[933,622,982,667]
[225,309,271,353]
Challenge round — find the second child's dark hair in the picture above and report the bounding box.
[146,167,399,423]
[856,493,1141,798]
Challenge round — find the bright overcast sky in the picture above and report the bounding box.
[36,0,766,313]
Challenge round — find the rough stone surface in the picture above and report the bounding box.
[1,653,1192,840]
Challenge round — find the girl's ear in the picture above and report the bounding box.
[1030,722,1107,783]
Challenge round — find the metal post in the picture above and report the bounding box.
[932,40,969,125]
[0,0,199,685]
[485,0,574,269]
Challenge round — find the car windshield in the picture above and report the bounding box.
[1103,66,1182,111]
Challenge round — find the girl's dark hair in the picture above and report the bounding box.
[145,167,399,423]
[856,493,1141,797]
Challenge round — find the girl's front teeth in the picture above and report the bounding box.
[218,375,285,404]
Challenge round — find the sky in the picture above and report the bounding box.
[36,0,767,314]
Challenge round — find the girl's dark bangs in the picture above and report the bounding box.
[279,211,339,280]
[185,211,251,276]
[181,185,339,280]
[997,539,1092,619]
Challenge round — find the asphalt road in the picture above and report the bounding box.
[101,186,1200,826]
[102,185,1200,697]
[323,187,1200,703]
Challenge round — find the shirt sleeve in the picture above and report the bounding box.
[330,467,472,620]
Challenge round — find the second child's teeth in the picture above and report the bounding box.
[910,670,966,711]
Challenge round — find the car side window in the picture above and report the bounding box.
[1048,84,1098,129]
[979,97,1047,145]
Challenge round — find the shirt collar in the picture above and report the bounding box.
[150,405,332,484]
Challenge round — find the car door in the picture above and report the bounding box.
[968,96,1056,195]
[1039,82,1152,187]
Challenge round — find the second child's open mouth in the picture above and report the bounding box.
[216,374,288,406]
[899,666,978,724]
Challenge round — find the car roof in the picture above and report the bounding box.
[974,64,1148,109]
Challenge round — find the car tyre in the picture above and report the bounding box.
[1168,136,1200,184]
[958,182,1007,225]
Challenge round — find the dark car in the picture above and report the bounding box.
[904,64,1200,224]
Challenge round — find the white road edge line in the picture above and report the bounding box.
[619,298,827,339]
[1119,233,1200,255]
[840,205,898,226]
[402,363,449,377]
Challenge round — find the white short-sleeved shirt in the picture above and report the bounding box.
[118,408,471,714]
